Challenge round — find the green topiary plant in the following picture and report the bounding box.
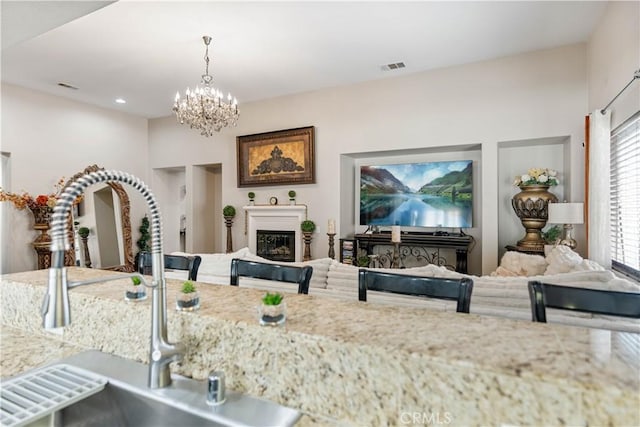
[248,192,255,200]
[181,280,196,294]
[301,220,316,233]
[262,292,283,306]
[223,205,236,217]
[137,215,151,253]
[78,227,90,238]
[288,190,296,198]
[542,225,561,244]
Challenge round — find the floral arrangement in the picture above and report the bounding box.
[0,177,79,211]
[513,168,559,187]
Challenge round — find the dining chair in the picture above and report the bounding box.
[138,252,202,281]
[358,269,474,313]
[527,280,640,322]
[230,258,313,294]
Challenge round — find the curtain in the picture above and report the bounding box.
[588,109,611,267]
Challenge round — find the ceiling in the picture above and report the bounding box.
[1,1,608,119]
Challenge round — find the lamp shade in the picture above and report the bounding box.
[548,202,584,224]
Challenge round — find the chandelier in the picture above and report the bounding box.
[173,36,239,136]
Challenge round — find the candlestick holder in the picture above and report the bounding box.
[302,232,313,261]
[224,216,234,254]
[327,233,336,259]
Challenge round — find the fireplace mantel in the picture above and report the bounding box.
[243,205,307,262]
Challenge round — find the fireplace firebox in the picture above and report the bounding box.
[256,230,296,262]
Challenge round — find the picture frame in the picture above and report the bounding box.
[237,126,315,187]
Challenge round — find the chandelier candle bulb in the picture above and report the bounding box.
[328,219,336,234]
[391,225,401,243]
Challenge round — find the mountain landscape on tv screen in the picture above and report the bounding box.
[359,161,473,228]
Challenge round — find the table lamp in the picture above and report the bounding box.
[548,202,584,250]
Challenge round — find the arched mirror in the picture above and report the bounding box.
[65,164,134,272]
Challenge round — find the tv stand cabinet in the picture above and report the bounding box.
[353,232,473,273]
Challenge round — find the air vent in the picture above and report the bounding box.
[57,82,79,90]
[381,62,406,71]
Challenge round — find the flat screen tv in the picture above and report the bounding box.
[359,160,473,228]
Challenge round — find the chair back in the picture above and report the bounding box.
[358,269,474,313]
[528,280,640,322]
[138,252,202,281]
[230,258,312,294]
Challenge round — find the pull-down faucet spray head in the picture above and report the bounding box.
[43,169,182,389]
[42,253,71,328]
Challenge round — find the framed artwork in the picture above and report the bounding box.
[237,126,315,187]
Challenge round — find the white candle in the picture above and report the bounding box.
[328,219,336,234]
[391,225,401,243]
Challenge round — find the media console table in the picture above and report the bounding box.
[346,232,473,273]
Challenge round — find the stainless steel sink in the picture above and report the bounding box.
[7,350,300,427]
[31,382,227,427]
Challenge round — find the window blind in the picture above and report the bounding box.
[610,111,640,280]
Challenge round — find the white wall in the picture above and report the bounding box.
[0,84,149,273]
[150,44,588,275]
[588,1,640,128]
[151,167,186,255]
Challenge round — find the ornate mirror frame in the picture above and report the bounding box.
[65,164,134,272]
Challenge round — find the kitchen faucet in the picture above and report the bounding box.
[42,169,183,388]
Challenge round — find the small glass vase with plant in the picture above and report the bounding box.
[288,190,296,205]
[125,276,147,301]
[176,280,200,311]
[259,292,286,326]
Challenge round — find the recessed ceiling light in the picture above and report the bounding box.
[115,98,126,104]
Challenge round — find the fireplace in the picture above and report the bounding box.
[257,230,295,262]
[243,205,307,262]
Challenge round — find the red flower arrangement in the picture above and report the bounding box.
[0,177,81,211]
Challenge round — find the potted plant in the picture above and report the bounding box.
[223,205,235,253]
[301,220,316,233]
[542,225,561,244]
[512,168,559,251]
[542,225,562,255]
[259,292,286,326]
[356,256,371,268]
[288,190,296,205]
[300,220,315,261]
[222,205,236,218]
[176,280,200,311]
[248,192,256,205]
[136,215,151,270]
[78,227,90,239]
[125,275,147,301]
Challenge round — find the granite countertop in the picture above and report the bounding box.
[2,268,639,426]
[0,326,86,379]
